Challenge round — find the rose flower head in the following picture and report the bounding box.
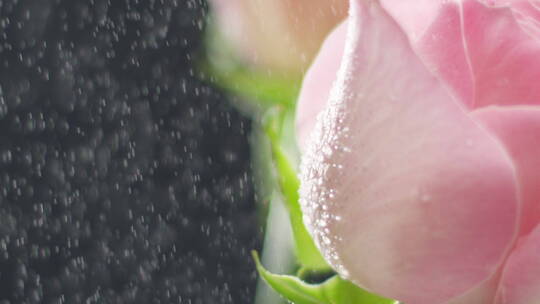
[297,1,540,303]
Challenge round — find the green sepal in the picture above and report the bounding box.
[253,251,398,304]
[262,109,330,272]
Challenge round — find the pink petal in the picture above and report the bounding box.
[495,225,540,304]
[295,21,347,151]
[382,0,540,109]
[480,0,540,37]
[379,0,443,42]
[472,106,540,235]
[299,1,519,303]
[446,270,501,304]
[510,0,540,37]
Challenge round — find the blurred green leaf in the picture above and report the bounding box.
[262,109,330,272]
[253,251,398,304]
[208,64,301,109]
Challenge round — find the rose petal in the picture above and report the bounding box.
[473,106,540,235]
[299,1,519,303]
[295,21,347,151]
[480,0,540,37]
[511,0,540,37]
[378,0,443,42]
[446,271,501,304]
[495,225,540,304]
[382,0,540,109]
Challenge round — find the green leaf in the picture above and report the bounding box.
[253,251,398,304]
[262,109,330,271]
[201,60,301,110]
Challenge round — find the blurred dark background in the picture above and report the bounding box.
[0,0,261,303]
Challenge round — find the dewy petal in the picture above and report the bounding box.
[296,21,347,151]
[472,106,540,235]
[299,1,519,303]
[495,225,540,304]
[382,0,540,109]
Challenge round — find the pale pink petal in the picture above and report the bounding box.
[409,1,475,108]
[379,0,443,42]
[299,1,519,303]
[495,225,540,304]
[473,106,540,235]
[461,0,540,108]
[380,0,475,107]
[295,22,347,151]
[382,0,540,109]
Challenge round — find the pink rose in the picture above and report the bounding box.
[209,0,347,74]
[297,0,540,303]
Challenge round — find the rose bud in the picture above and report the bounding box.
[208,0,347,74]
[297,0,540,303]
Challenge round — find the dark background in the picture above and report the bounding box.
[0,0,261,303]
